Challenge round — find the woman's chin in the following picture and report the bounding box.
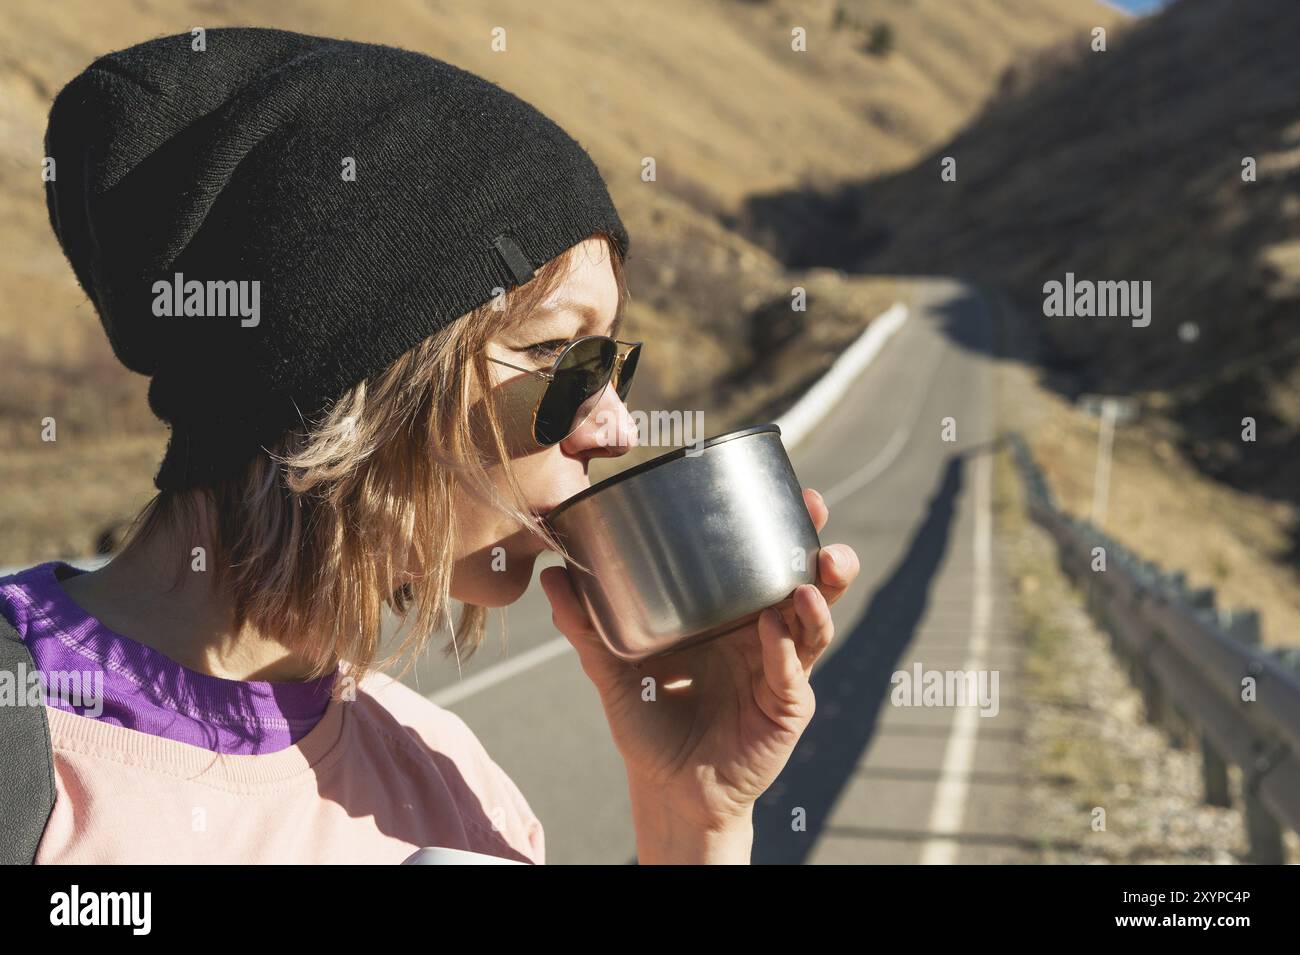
[450,549,541,607]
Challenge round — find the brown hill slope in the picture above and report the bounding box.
[740,0,1300,533]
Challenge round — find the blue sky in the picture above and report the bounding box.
[1100,0,1172,14]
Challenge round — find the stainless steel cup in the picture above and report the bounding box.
[544,424,821,662]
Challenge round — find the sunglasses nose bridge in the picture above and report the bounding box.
[527,337,640,447]
[563,347,634,442]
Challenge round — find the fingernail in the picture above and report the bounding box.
[825,546,842,570]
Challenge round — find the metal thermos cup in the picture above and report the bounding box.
[544,424,821,662]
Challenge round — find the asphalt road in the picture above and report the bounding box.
[392,278,1030,864]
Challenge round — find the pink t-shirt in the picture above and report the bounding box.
[2,563,544,864]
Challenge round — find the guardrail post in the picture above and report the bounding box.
[1201,735,1231,807]
[1220,608,1261,647]
[1161,591,1216,751]
[1244,769,1285,865]
[1187,586,1215,612]
[1165,706,1189,750]
[1139,664,1163,728]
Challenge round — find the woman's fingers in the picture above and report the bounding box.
[540,565,640,686]
[755,605,814,722]
[791,583,835,675]
[748,585,834,723]
[803,490,860,610]
[803,487,829,534]
[539,566,603,651]
[815,543,859,609]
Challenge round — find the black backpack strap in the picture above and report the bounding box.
[0,614,56,864]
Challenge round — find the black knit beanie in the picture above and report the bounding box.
[44,27,629,490]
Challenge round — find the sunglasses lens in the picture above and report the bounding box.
[615,345,639,402]
[535,337,617,445]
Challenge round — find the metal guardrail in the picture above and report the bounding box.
[1009,432,1300,863]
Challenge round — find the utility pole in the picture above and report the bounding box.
[1091,398,1119,528]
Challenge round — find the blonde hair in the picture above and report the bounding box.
[122,234,627,694]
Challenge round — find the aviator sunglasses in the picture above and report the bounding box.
[488,335,642,446]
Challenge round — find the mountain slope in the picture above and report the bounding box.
[741,0,1300,509]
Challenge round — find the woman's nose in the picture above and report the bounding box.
[561,382,639,461]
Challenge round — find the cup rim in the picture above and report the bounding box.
[543,423,782,524]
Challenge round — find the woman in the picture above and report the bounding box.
[1,27,860,864]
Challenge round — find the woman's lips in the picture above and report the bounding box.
[532,493,583,519]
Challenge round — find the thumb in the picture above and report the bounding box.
[539,565,606,658]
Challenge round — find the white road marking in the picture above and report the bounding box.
[822,424,909,508]
[426,635,574,708]
[919,450,993,865]
[821,339,947,508]
[776,303,908,450]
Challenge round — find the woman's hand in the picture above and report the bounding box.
[539,487,860,863]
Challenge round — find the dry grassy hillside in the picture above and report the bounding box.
[733,0,1300,638]
[742,0,1299,506]
[0,0,1115,561]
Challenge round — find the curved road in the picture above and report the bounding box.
[394,278,1029,864]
